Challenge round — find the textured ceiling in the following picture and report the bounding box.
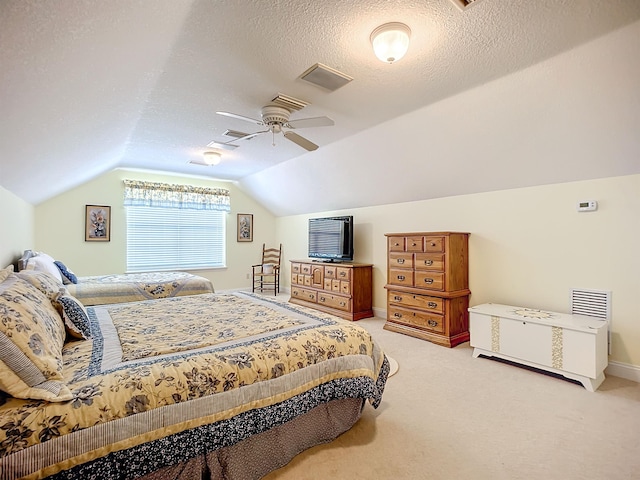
[2,0,640,211]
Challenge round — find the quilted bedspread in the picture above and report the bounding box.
[0,292,387,479]
[65,271,214,306]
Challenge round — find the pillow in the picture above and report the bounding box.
[0,274,72,402]
[54,260,78,285]
[54,289,91,339]
[0,265,14,283]
[25,253,64,283]
[15,269,64,302]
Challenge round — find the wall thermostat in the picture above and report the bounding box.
[577,200,598,212]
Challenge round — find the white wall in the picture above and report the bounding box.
[33,169,277,290]
[276,174,640,369]
[0,185,34,267]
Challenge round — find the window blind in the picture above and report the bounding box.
[126,206,226,272]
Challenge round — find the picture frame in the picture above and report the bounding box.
[85,205,111,242]
[237,213,253,242]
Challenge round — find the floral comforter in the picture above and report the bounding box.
[65,271,214,306]
[0,292,387,479]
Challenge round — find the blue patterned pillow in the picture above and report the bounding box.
[55,293,91,339]
[54,260,78,284]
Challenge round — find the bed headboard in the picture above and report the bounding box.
[17,250,36,271]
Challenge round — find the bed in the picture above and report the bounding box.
[0,267,388,480]
[17,250,214,306]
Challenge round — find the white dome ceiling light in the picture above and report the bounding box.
[202,151,222,166]
[370,22,411,64]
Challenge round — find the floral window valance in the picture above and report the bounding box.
[123,180,231,211]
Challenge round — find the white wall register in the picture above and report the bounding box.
[469,303,608,392]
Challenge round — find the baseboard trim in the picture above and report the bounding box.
[605,361,640,383]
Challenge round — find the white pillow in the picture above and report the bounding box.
[26,253,64,283]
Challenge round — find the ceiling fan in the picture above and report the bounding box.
[214,104,334,151]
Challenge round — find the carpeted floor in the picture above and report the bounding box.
[263,312,640,480]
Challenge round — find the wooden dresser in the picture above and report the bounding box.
[384,232,470,347]
[289,260,373,321]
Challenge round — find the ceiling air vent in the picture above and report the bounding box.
[223,129,251,139]
[270,93,308,112]
[450,0,484,11]
[299,63,353,92]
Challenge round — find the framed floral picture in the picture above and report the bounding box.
[237,213,253,242]
[85,205,111,242]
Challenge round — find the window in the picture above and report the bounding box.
[123,180,230,272]
[125,207,225,271]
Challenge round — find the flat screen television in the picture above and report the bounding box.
[308,215,354,262]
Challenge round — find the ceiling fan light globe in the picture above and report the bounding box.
[371,23,411,63]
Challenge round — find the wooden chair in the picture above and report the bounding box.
[252,244,281,295]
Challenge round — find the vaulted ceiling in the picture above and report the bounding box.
[2,0,640,215]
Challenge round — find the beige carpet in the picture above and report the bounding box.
[264,314,640,480]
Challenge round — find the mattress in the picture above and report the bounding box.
[0,291,388,479]
[65,271,214,306]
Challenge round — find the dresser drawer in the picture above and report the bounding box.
[324,278,332,290]
[291,273,300,285]
[389,252,413,269]
[388,305,445,333]
[340,281,350,295]
[388,291,444,313]
[324,265,337,279]
[318,293,351,312]
[415,271,444,290]
[336,267,351,281]
[415,253,444,271]
[388,236,406,252]
[424,236,445,253]
[291,263,301,274]
[291,286,317,303]
[301,264,312,275]
[406,236,424,252]
[389,268,414,287]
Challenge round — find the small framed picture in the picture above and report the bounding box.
[237,213,253,242]
[85,205,111,242]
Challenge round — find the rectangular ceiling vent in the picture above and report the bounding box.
[449,0,484,11]
[299,63,353,92]
[270,93,308,112]
[223,129,250,139]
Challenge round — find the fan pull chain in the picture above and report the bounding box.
[272,130,276,147]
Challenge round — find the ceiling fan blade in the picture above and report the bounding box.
[286,116,334,129]
[283,131,318,151]
[216,111,263,125]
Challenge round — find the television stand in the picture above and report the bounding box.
[289,260,373,321]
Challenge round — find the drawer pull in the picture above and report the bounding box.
[397,275,405,281]
[394,295,403,302]
[428,302,438,308]
[397,258,405,264]
[293,291,298,296]
[412,242,417,247]
[428,320,438,327]
[340,301,346,307]
[430,242,436,247]
[340,272,346,277]
[309,294,315,299]
[393,312,403,319]
[394,242,400,246]
[319,296,325,302]
[424,278,434,285]
[424,260,433,266]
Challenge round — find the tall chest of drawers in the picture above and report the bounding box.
[384,232,470,347]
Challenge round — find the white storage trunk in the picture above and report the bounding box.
[469,303,608,392]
